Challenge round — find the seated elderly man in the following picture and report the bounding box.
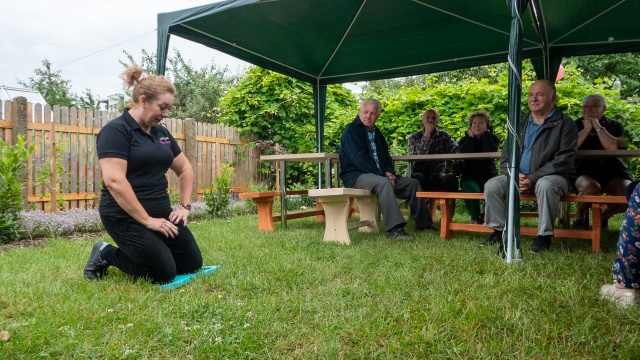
[572,94,632,230]
[483,80,578,253]
[339,99,434,241]
[407,108,459,193]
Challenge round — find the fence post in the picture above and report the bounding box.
[49,120,58,213]
[11,97,29,209]
[184,118,197,202]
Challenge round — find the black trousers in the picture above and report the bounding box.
[100,213,203,284]
[412,172,459,192]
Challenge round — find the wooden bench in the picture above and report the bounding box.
[308,188,379,245]
[416,191,628,253]
[239,190,323,231]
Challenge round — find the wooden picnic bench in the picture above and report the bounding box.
[416,191,628,253]
[239,190,323,231]
[308,188,378,245]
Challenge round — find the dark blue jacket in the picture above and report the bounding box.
[338,116,396,187]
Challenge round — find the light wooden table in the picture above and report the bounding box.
[260,153,339,228]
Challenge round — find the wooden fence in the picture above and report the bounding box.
[0,97,266,212]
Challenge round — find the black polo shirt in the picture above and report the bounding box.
[574,115,631,181]
[97,109,181,217]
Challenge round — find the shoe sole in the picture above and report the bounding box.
[84,242,109,280]
[601,284,639,307]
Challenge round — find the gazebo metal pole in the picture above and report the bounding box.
[504,0,527,263]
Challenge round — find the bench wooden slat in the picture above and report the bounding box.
[239,190,315,231]
[239,189,309,199]
[347,220,374,230]
[273,210,324,222]
[416,191,628,253]
[416,191,628,204]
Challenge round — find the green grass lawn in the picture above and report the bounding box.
[1,214,639,359]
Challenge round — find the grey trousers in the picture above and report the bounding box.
[484,174,569,236]
[354,173,432,232]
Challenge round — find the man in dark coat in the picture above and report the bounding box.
[339,99,434,240]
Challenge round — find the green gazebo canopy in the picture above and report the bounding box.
[157,0,640,84]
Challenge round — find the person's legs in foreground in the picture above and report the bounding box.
[482,175,507,246]
[601,182,640,307]
[460,177,482,223]
[531,174,568,253]
[85,214,202,284]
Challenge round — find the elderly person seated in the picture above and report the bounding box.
[572,94,631,230]
[455,110,500,224]
[407,108,459,193]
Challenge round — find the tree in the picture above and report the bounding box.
[220,66,357,185]
[564,52,640,98]
[120,49,238,123]
[168,51,238,123]
[17,59,77,107]
[76,88,101,110]
[362,64,508,96]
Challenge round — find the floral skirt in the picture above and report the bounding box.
[612,182,640,289]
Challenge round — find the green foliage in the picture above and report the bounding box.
[202,163,235,218]
[120,49,238,123]
[33,140,67,211]
[168,191,181,206]
[365,70,517,154]
[279,183,316,211]
[18,59,100,108]
[168,51,238,123]
[564,52,640,99]
[18,59,76,107]
[220,66,357,186]
[75,88,102,110]
[0,135,34,243]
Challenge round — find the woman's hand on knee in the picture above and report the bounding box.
[147,217,179,238]
[169,207,190,226]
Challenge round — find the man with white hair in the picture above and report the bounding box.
[571,94,631,230]
[339,99,434,241]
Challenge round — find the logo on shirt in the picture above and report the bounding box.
[159,136,171,145]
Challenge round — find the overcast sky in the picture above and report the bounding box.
[1,0,251,100]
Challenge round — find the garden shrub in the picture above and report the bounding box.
[202,163,235,218]
[0,135,34,243]
[18,208,103,239]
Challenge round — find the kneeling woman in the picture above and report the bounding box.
[83,65,202,284]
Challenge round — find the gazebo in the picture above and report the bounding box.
[156,0,640,261]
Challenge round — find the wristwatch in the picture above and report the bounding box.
[180,204,192,211]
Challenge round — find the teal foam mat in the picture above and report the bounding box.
[159,265,221,290]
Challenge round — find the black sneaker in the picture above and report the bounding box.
[388,228,415,241]
[84,242,110,280]
[530,236,551,253]
[416,225,438,233]
[481,230,502,247]
[571,219,588,230]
